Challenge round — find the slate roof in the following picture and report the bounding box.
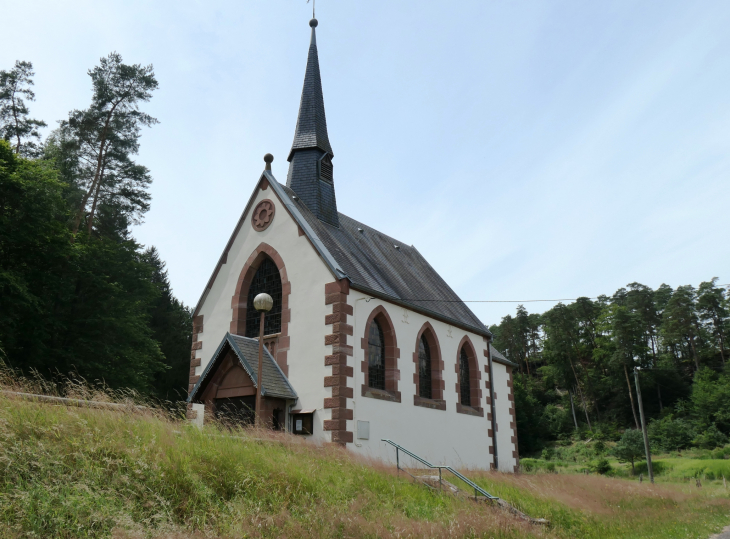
[489,344,518,368]
[288,20,332,160]
[274,180,491,337]
[285,19,339,227]
[187,333,297,402]
[191,20,493,342]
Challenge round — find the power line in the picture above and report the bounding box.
[400,298,598,303]
[395,284,730,304]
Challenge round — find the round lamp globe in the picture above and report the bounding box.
[253,293,274,313]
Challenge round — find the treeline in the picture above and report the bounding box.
[490,282,730,454]
[0,57,191,398]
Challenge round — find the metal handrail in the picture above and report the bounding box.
[381,439,498,500]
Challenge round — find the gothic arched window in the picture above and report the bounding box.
[459,346,471,406]
[368,320,386,390]
[418,335,432,399]
[245,257,282,338]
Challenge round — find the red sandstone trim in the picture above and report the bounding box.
[412,322,445,409]
[360,305,401,403]
[230,242,291,376]
[188,314,204,395]
[483,340,497,470]
[323,279,354,445]
[506,366,520,472]
[454,335,483,415]
[251,199,276,232]
[413,395,446,410]
[456,402,484,417]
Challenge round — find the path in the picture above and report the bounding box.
[710,525,730,539]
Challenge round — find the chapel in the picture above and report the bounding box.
[187,18,519,471]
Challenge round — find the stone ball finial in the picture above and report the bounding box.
[253,293,274,313]
[264,153,274,164]
[309,18,318,28]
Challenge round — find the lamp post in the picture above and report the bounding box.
[253,292,273,428]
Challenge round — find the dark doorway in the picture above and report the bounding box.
[214,396,256,425]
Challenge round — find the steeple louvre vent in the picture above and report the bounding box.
[319,154,333,182]
[286,18,340,228]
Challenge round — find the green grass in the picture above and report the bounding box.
[0,393,729,538]
[634,458,730,481]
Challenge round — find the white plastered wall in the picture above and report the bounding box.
[492,362,518,472]
[193,181,335,443]
[192,181,518,468]
[346,290,503,470]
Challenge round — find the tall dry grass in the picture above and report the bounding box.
[0,365,728,539]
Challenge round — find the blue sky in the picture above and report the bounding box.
[4,1,729,326]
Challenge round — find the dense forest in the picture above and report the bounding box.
[490,281,730,455]
[0,56,191,399]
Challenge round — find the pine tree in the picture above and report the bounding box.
[697,278,728,365]
[143,247,193,399]
[0,61,47,157]
[57,52,158,237]
[661,286,701,371]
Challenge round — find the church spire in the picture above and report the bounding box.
[286,18,339,227]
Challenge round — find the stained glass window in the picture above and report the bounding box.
[460,346,471,406]
[245,258,282,338]
[368,320,385,390]
[418,335,432,399]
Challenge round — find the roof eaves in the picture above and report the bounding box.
[265,171,347,281]
[187,333,235,402]
[489,344,519,368]
[192,171,348,318]
[409,244,493,339]
[349,282,492,339]
[492,355,519,368]
[192,175,270,317]
[230,333,299,400]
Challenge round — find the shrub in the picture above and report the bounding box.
[694,424,728,449]
[594,440,606,455]
[520,458,557,473]
[648,415,695,451]
[541,447,555,461]
[589,458,612,475]
[634,460,667,476]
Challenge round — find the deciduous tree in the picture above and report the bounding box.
[612,429,645,473]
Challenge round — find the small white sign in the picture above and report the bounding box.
[296,419,303,431]
[357,420,370,440]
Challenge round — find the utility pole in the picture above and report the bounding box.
[254,293,273,428]
[634,368,654,484]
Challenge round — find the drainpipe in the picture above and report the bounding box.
[487,339,499,471]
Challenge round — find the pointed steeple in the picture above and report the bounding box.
[288,18,333,159]
[287,18,339,227]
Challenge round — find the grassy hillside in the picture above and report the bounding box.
[520,437,730,483]
[0,391,729,538]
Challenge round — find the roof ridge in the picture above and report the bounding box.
[277,181,491,337]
